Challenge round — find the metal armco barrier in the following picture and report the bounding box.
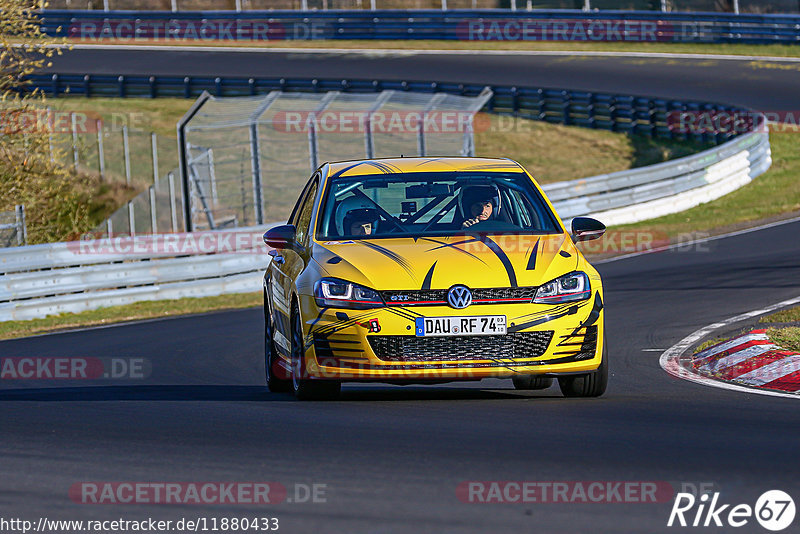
[41,9,800,44]
[0,226,276,321]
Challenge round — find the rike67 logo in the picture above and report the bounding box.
[668,490,795,531]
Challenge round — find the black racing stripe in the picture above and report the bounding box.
[472,233,517,287]
[384,306,424,321]
[329,160,402,179]
[313,310,377,336]
[559,250,572,258]
[327,256,343,264]
[526,240,539,271]
[421,237,488,265]
[507,303,584,333]
[580,292,604,328]
[511,302,579,322]
[359,240,417,280]
[422,261,437,290]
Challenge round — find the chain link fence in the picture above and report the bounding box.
[175,88,492,231]
[42,0,800,13]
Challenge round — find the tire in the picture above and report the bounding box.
[264,286,290,393]
[290,302,341,401]
[512,375,553,390]
[558,340,608,398]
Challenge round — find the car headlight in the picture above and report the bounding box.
[533,272,591,304]
[314,278,385,309]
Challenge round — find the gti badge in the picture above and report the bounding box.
[447,285,473,309]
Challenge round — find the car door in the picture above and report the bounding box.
[269,174,320,341]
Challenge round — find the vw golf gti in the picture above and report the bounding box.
[263,157,607,400]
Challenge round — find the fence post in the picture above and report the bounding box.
[97,119,105,180]
[171,0,178,12]
[441,0,447,10]
[151,132,159,187]
[149,186,157,234]
[370,0,376,9]
[660,0,667,11]
[732,0,739,13]
[583,0,590,10]
[510,0,516,11]
[123,125,132,185]
[71,112,79,170]
[301,0,308,10]
[249,123,265,225]
[168,172,179,233]
[235,0,242,11]
[107,219,113,238]
[128,201,135,236]
[207,149,218,205]
[103,0,109,10]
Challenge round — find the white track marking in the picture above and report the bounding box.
[659,295,800,399]
[25,43,800,63]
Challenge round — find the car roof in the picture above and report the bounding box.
[326,157,525,178]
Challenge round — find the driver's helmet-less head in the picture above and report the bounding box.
[335,195,380,236]
[460,185,501,220]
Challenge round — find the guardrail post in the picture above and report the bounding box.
[123,125,132,185]
[71,112,79,170]
[168,172,179,233]
[51,74,58,98]
[151,132,159,187]
[118,75,125,98]
[149,186,157,234]
[14,205,26,246]
[97,119,105,180]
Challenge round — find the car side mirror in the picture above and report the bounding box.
[571,217,606,242]
[263,224,297,250]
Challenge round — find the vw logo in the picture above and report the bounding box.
[447,285,473,309]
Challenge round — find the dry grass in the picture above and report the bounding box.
[759,306,800,324]
[766,327,800,352]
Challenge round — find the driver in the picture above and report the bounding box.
[461,186,498,228]
[335,196,381,237]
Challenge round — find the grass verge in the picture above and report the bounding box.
[0,292,262,341]
[766,327,800,352]
[760,305,800,323]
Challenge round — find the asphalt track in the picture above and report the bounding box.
[43,47,800,111]
[1,49,799,533]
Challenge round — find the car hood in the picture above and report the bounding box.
[313,234,579,290]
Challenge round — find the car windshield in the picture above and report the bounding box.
[316,171,562,240]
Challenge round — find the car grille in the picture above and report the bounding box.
[381,287,538,306]
[368,331,554,362]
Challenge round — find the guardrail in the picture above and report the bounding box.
[41,9,800,43]
[26,74,748,146]
[0,227,274,321]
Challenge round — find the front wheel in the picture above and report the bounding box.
[290,302,341,401]
[558,340,608,398]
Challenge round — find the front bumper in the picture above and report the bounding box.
[300,292,604,381]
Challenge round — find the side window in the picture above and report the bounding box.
[294,181,319,249]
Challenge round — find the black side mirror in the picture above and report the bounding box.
[571,217,606,242]
[263,224,297,250]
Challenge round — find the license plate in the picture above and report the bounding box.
[415,316,507,337]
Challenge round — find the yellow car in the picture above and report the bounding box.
[263,157,607,400]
